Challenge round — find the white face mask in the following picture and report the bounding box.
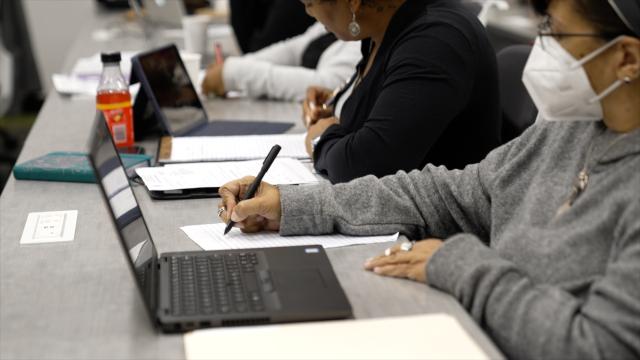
[522,35,625,122]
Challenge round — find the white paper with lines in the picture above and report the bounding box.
[167,133,309,163]
[136,158,317,191]
[181,223,398,250]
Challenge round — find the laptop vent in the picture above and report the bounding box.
[221,318,270,327]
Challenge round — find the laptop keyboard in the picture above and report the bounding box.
[169,252,266,316]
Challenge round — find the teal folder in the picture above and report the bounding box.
[13,151,152,183]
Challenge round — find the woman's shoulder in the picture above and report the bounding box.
[418,0,485,32]
[510,119,595,147]
[500,121,610,169]
[393,1,490,54]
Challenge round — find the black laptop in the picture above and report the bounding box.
[88,112,352,333]
[130,44,293,137]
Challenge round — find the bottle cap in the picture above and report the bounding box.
[100,52,122,63]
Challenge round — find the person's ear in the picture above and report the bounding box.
[615,36,640,84]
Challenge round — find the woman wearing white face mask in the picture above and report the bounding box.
[216,0,640,358]
[522,1,639,123]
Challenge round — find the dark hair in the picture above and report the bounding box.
[530,0,634,39]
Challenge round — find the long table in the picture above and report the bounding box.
[0,15,504,359]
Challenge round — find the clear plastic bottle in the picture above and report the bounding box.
[96,52,134,148]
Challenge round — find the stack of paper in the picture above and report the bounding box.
[70,52,136,79]
[164,133,309,163]
[136,158,317,191]
[181,223,399,250]
[52,51,138,96]
[183,313,490,360]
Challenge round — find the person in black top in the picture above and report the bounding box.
[301,0,501,184]
[230,0,315,53]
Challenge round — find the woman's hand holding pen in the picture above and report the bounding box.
[303,86,334,128]
[218,177,282,233]
[202,42,226,97]
[202,62,226,96]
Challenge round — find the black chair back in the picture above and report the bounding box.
[497,45,538,143]
[461,0,483,16]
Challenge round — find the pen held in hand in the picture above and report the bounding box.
[322,84,343,111]
[322,95,337,111]
[306,96,336,127]
[224,144,282,235]
[214,42,224,65]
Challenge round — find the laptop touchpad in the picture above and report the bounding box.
[272,269,327,292]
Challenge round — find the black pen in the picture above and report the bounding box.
[321,85,342,111]
[224,144,281,235]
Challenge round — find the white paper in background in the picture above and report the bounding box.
[167,133,309,163]
[181,223,398,250]
[70,51,137,78]
[52,51,140,96]
[183,313,490,360]
[52,75,140,97]
[20,210,78,245]
[136,158,317,191]
[158,24,233,40]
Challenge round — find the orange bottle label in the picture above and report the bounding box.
[97,92,134,147]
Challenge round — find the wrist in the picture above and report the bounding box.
[274,186,282,221]
[311,135,322,154]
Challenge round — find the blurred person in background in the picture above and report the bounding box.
[201,22,361,101]
[230,0,314,53]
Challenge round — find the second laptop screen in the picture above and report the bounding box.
[138,46,206,135]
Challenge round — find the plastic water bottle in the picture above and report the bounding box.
[97,52,134,148]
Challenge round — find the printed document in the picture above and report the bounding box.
[183,313,490,360]
[167,133,309,163]
[136,158,316,191]
[181,223,399,250]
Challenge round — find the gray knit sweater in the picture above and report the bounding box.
[278,120,640,359]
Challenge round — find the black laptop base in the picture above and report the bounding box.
[156,246,353,333]
[185,120,293,137]
[132,90,293,139]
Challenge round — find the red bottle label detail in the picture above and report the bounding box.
[97,92,134,147]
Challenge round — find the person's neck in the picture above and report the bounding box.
[602,85,640,133]
[365,0,405,46]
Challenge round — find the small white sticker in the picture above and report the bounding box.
[305,248,319,254]
[20,210,78,245]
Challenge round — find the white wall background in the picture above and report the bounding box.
[23,0,100,94]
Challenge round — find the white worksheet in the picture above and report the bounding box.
[181,223,399,250]
[167,133,309,163]
[136,158,317,191]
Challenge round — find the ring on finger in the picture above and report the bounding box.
[400,241,414,252]
[217,207,226,217]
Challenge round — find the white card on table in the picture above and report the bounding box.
[20,210,78,245]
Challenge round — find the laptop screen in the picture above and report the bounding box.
[141,0,185,27]
[88,112,159,317]
[135,45,207,136]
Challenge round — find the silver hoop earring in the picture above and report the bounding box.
[348,11,361,37]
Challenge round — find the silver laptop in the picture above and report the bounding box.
[143,0,185,27]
